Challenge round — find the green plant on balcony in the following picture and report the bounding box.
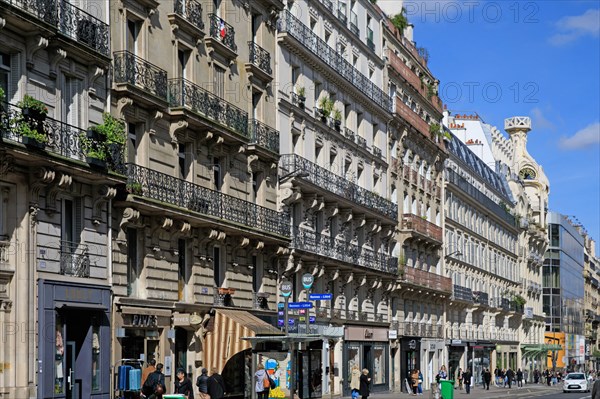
[429,123,441,137]
[296,86,306,100]
[426,83,437,99]
[83,113,126,163]
[17,95,48,121]
[15,120,48,144]
[318,95,335,120]
[332,108,342,130]
[391,9,408,33]
[126,181,143,195]
[513,294,527,306]
[443,131,452,141]
[0,87,4,102]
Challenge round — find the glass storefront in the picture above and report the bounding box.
[344,341,389,394]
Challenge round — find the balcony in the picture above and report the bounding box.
[247,41,273,82]
[126,164,290,237]
[401,213,443,243]
[386,50,442,114]
[473,291,489,306]
[453,284,473,303]
[402,266,452,293]
[399,322,443,338]
[349,11,359,37]
[113,51,168,105]
[168,78,249,140]
[0,0,109,58]
[319,0,333,13]
[280,154,397,220]
[278,11,391,113]
[60,241,90,277]
[168,0,205,38]
[249,119,279,155]
[292,227,398,274]
[372,146,383,159]
[395,99,431,139]
[0,102,125,174]
[252,292,270,310]
[491,297,511,312]
[337,5,347,25]
[207,14,237,58]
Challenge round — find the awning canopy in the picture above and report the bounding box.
[521,343,563,358]
[204,309,283,372]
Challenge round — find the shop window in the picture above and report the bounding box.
[372,345,386,385]
[55,314,65,394]
[92,320,100,391]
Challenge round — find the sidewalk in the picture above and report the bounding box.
[367,383,562,399]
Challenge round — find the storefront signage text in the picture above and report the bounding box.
[132,314,158,327]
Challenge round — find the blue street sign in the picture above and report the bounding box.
[288,302,313,309]
[278,319,284,326]
[278,302,284,310]
[309,316,316,324]
[288,318,295,325]
[309,293,333,300]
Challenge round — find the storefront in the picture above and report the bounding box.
[38,280,111,399]
[496,344,519,371]
[467,343,494,385]
[448,340,467,382]
[343,327,389,395]
[400,337,420,393]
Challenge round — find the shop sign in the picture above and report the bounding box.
[364,329,373,339]
[388,330,398,339]
[509,345,518,351]
[451,340,462,345]
[132,314,158,327]
[173,313,190,327]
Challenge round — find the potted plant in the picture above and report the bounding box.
[318,95,334,122]
[84,113,126,169]
[296,86,306,108]
[16,120,48,149]
[18,95,48,122]
[332,108,342,130]
[126,181,143,195]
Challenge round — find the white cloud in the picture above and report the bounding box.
[559,122,600,150]
[549,9,600,46]
[530,107,556,131]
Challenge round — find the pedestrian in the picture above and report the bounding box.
[417,369,423,395]
[174,368,194,399]
[255,364,269,399]
[350,365,360,398]
[534,369,539,384]
[545,369,551,386]
[463,368,472,394]
[207,368,226,399]
[142,359,157,388]
[359,369,371,399]
[483,368,491,390]
[457,368,463,390]
[410,369,419,395]
[196,368,209,399]
[592,376,600,399]
[516,368,523,388]
[143,363,166,399]
[439,365,447,380]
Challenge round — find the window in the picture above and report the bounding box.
[0,52,16,103]
[252,91,261,120]
[213,65,225,98]
[63,76,82,129]
[127,123,137,163]
[252,14,261,42]
[213,157,222,190]
[177,49,190,79]
[178,143,189,180]
[251,255,259,292]
[213,246,224,287]
[292,66,300,88]
[126,228,139,297]
[213,0,221,16]
[389,84,396,109]
[126,19,140,54]
[178,239,187,301]
[0,187,7,239]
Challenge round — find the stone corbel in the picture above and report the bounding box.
[116,207,141,250]
[116,97,134,120]
[92,185,117,225]
[26,35,49,70]
[0,17,6,30]
[169,220,192,256]
[339,209,353,224]
[231,237,250,263]
[280,182,302,207]
[0,149,14,176]
[266,7,279,31]
[329,269,340,281]
[45,173,73,216]
[29,168,55,209]
[169,119,188,146]
[148,111,164,136]
[170,24,179,43]
[247,154,259,174]
[324,203,339,219]
[149,216,174,248]
[87,66,105,98]
[48,47,67,80]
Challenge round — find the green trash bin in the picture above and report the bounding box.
[440,380,455,399]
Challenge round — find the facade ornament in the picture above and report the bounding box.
[92,185,117,225]
[0,149,14,176]
[148,111,164,136]
[48,47,67,80]
[116,97,134,120]
[169,119,188,146]
[26,35,49,70]
[45,173,73,216]
[29,167,56,208]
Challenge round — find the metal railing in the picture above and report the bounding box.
[399,322,443,338]
[278,11,391,112]
[168,78,249,139]
[60,240,90,277]
[249,119,279,154]
[473,291,489,306]
[252,292,270,310]
[126,164,289,237]
[113,51,168,101]
[208,14,237,53]
[453,284,473,302]
[401,266,452,293]
[173,0,204,31]
[1,0,109,56]
[248,41,272,75]
[291,227,398,274]
[402,213,443,242]
[280,154,397,220]
[0,102,125,173]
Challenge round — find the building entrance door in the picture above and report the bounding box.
[66,341,79,399]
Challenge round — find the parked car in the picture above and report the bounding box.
[563,372,589,393]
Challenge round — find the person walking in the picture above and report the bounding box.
[359,369,371,399]
[208,368,226,399]
[196,368,209,399]
[506,368,514,389]
[174,368,194,399]
[410,369,419,395]
[483,368,491,390]
[592,376,600,399]
[417,369,424,395]
[142,359,157,388]
[255,364,270,399]
[438,365,448,380]
[350,365,360,397]
[516,369,523,388]
[143,363,166,399]
[457,368,463,390]
[463,369,472,394]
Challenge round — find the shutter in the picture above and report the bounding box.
[74,197,83,244]
[9,53,20,102]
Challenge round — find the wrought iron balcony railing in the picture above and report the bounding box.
[291,227,398,274]
[453,284,473,302]
[113,51,168,101]
[349,11,359,37]
[280,154,397,220]
[249,119,279,154]
[401,265,452,293]
[168,78,249,139]
[473,291,489,306]
[278,11,391,112]
[173,0,204,31]
[208,14,237,53]
[1,0,109,57]
[60,240,90,277]
[337,6,347,25]
[252,292,270,310]
[0,102,125,173]
[319,0,333,13]
[126,164,289,237]
[248,41,272,75]
[372,146,383,159]
[401,213,443,242]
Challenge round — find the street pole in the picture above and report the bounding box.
[306,288,310,334]
[285,296,289,336]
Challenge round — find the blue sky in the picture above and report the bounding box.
[395,0,600,242]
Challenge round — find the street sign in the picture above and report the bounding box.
[280,280,293,297]
[288,302,313,309]
[302,273,314,290]
[278,302,284,310]
[309,316,316,324]
[309,293,333,300]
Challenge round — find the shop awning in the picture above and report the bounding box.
[55,301,107,311]
[521,343,562,358]
[204,309,283,372]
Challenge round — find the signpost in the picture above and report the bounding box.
[280,280,293,335]
[288,301,313,309]
[309,293,333,301]
[302,273,314,333]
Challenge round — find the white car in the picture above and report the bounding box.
[563,372,589,393]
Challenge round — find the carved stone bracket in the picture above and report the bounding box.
[46,173,73,216]
[116,207,142,250]
[116,97,134,120]
[0,149,14,176]
[0,17,6,30]
[29,167,56,209]
[26,35,49,70]
[169,119,188,145]
[148,111,164,136]
[149,216,174,248]
[231,237,250,262]
[92,185,117,225]
[88,66,105,96]
[48,47,67,80]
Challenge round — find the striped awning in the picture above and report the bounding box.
[204,309,283,372]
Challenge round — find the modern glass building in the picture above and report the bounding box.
[544,212,585,334]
